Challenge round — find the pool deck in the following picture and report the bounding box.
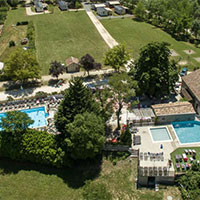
[133,124,200,175]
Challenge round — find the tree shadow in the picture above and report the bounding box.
[0,157,102,189]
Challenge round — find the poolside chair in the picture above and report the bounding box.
[158,167,162,176]
[139,152,143,160]
[190,157,194,163]
[144,152,148,161]
[176,163,180,171]
[163,167,168,176]
[149,167,153,176]
[189,149,192,154]
[144,167,148,176]
[184,149,188,155]
[153,167,157,176]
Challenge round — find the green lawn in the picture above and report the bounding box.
[0,158,182,200]
[0,8,108,75]
[101,18,200,70]
[171,147,200,172]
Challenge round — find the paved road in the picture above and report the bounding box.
[83,3,118,48]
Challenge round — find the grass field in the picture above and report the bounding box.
[101,18,200,70]
[171,147,200,172]
[0,8,108,75]
[0,158,182,200]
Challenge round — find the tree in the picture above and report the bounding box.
[108,73,136,130]
[55,77,101,136]
[82,181,112,200]
[0,111,34,133]
[49,60,65,79]
[120,124,132,146]
[104,44,130,72]
[134,1,146,21]
[191,19,200,38]
[132,42,179,97]
[64,112,105,160]
[4,48,41,83]
[79,54,101,76]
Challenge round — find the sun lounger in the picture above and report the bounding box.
[176,163,180,170]
[153,167,157,176]
[139,152,143,160]
[163,167,168,176]
[158,167,162,176]
[134,135,141,145]
[190,157,194,163]
[144,152,148,160]
[189,149,192,154]
[149,167,153,176]
[144,167,148,176]
[182,153,188,162]
[184,149,188,155]
[192,150,196,155]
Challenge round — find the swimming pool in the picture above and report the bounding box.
[0,107,48,130]
[149,127,172,142]
[172,121,200,144]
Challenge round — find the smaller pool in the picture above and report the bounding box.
[150,127,172,142]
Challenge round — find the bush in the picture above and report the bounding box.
[16,21,28,26]
[0,129,65,167]
[9,40,15,47]
[35,91,48,98]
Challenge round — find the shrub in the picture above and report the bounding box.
[35,91,48,98]
[9,40,15,47]
[26,21,35,49]
[0,129,65,167]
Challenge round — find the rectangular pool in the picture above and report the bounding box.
[150,127,172,142]
[172,121,200,144]
[0,107,48,130]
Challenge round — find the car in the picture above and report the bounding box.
[180,67,188,76]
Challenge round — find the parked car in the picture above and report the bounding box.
[180,67,188,76]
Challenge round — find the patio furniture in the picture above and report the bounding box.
[175,154,179,162]
[134,135,141,145]
[153,167,157,176]
[184,149,188,155]
[158,167,162,176]
[182,153,188,162]
[149,167,153,176]
[139,152,143,160]
[189,149,192,154]
[186,163,189,170]
[144,152,148,160]
[192,149,196,155]
[190,157,194,163]
[163,167,168,176]
[182,164,185,170]
[176,163,180,171]
[144,167,148,176]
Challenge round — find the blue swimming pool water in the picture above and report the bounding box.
[172,121,200,144]
[150,127,171,142]
[0,106,48,130]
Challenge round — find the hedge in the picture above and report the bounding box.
[0,129,65,167]
[27,21,35,49]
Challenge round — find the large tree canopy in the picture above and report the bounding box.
[55,77,101,136]
[64,112,105,160]
[104,44,130,72]
[132,42,179,97]
[4,48,41,83]
[0,111,34,133]
[49,60,65,79]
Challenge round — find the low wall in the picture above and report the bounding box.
[156,114,195,124]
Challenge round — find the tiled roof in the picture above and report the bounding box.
[152,102,195,116]
[182,69,200,102]
[66,56,79,66]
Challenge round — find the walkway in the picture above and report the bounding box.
[0,69,114,101]
[83,4,118,48]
